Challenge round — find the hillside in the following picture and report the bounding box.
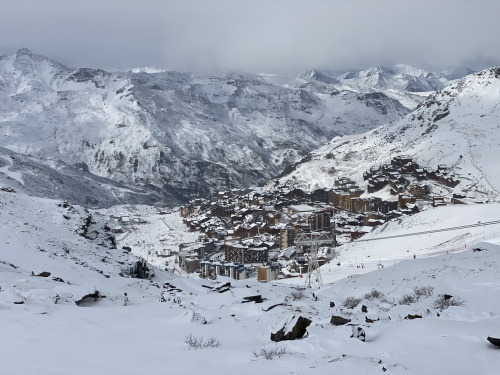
[1,190,500,374]
[278,68,500,202]
[295,64,470,110]
[0,49,470,205]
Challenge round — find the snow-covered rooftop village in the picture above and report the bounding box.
[2,2,500,373]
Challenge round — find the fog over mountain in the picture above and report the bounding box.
[1,0,499,73]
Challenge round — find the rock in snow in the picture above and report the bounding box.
[271,315,312,342]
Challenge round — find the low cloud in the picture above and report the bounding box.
[1,0,499,73]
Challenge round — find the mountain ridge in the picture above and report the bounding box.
[0,49,473,205]
[277,67,500,202]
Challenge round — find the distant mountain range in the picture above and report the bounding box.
[277,67,500,202]
[0,49,474,205]
[298,65,475,92]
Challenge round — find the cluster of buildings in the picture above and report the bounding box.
[104,214,148,233]
[174,156,463,281]
[364,155,459,196]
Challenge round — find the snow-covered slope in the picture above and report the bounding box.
[296,64,469,110]
[279,67,500,201]
[1,190,500,374]
[0,190,171,307]
[1,50,472,204]
[337,65,450,92]
[0,147,165,207]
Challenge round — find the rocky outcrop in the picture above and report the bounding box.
[75,290,100,306]
[271,315,312,342]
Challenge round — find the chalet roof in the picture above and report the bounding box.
[288,204,316,213]
[106,220,122,231]
[248,247,268,251]
[281,268,300,276]
[352,226,373,233]
[230,243,248,249]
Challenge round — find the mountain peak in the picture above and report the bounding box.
[297,69,340,84]
[17,47,32,54]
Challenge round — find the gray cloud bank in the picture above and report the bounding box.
[1,0,499,73]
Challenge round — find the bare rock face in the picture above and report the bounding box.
[487,336,500,347]
[271,315,312,342]
[131,260,150,279]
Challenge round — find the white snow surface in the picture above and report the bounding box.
[0,50,472,202]
[1,190,500,374]
[279,67,500,202]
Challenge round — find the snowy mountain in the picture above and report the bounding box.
[0,49,470,205]
[278,67,500,202]
[2,188,500,374]
[297,64,468,93]
[296,64,472,110]
[0,147,164,207]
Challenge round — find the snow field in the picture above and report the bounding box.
[2,192,500,374]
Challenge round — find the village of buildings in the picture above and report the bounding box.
[105,156,469,283]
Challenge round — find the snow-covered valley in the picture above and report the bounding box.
[1,189,500,374]
[1,48,500,375]
[0,49,471,205]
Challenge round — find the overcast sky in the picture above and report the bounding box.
[1,0,499,73]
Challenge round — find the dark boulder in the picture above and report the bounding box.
[214,282,232,293]
[242,295,264,303]
[404,314,422,320]
[330,315,351,326]
[35,271,51,277]
[75,291,100,306]
[271,316,312,342]
[487,336,500,347]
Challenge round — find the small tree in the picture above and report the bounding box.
[363,289,385,300]
[252,345,292,360]
[433,295,464,310]
[184,333,221,349]
[413,286,434,300]
[342,296,361,309]
[399,293,417,305]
